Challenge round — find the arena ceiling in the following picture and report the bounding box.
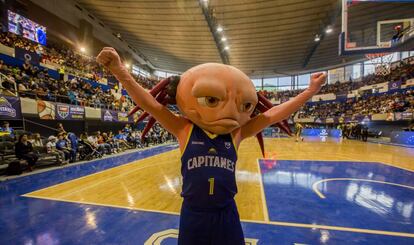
[75,0,407,76]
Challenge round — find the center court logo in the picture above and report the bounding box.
[144,229,258,244]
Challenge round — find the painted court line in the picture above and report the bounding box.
[255,159,270,222]
[24,150,177,197]
[260,158,414,173]
[22,194,181,216]
[313,178,414,199]
[243,219,414,238]
[22,194,414,238]
[1,144,177,181]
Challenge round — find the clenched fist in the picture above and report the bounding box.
[96,47,123,72]
[308,72,327,94]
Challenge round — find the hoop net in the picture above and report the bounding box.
[365,52,394,76]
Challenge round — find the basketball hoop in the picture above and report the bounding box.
[365,52,389,60]
[364,52,394,76]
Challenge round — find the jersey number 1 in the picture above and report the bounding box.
[208,178,214,195]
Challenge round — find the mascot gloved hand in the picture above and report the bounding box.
[97,47,326,245]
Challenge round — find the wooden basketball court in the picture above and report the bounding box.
[2,137,414,244]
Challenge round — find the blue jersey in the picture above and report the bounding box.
[181,124,238,209]
[56,139,67,150]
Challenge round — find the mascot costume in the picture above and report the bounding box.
[97,47,326,244]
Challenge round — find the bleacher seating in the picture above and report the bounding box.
[0,29,413,176]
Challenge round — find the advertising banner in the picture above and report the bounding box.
[0,96,22,120]
[56,103,85,120]
[101,109,133,123]
[15,47,41,65]
[388,80,402,90]
[102,109,117,122]
[301,129,342,138]
[37,100,56,120]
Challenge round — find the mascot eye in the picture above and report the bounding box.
[197,96,220,107]
[241,102,253,112]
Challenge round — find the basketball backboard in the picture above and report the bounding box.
[339,0,414,55]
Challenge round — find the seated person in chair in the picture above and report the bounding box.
[0,121,15,140]
[15,134,38,171]
[56,133,76,163]
[46,135,67,164]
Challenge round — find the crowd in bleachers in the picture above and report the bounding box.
[261,56,414,102]
[1,29,414,174]
[297,90,413,119]
[0,31,108,80]
[0,31,160,110]
[0,31,178,176]
[259,56,414,120]
[0,121,174,175]
[0,58,137,111]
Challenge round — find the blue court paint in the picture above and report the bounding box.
[260,160,414,233]
[1,145,414,244]
[390,131,414,146]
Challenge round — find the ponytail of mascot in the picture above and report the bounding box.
[97,47,326,245]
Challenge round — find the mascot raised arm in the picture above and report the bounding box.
[97,47,326,245]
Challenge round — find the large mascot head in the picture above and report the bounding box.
[176,63,258,134]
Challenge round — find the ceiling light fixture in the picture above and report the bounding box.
[221,37,227,42]
[217,26,223,32]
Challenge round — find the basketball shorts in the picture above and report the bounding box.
[178,200,245,245]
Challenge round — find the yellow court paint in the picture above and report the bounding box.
[25,137,267,221]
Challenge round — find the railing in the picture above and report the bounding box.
[0,87,132,112]
[18,91,128,110]
[22,118,60,133]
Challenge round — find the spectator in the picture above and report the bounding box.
[15,134,38,171]
[85,132,107,155]
[57,123,66,134]
[123,124,132,133]
[56,133,75,163]
[58,65,65,81]
[97,131,112,154]
[114,130,131,149]
[22,60,32,76]
[103,132,119,153]
[0,121,15,139]
[46,136,67,164]
[67,132,78,161]
[31,133,44,147]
